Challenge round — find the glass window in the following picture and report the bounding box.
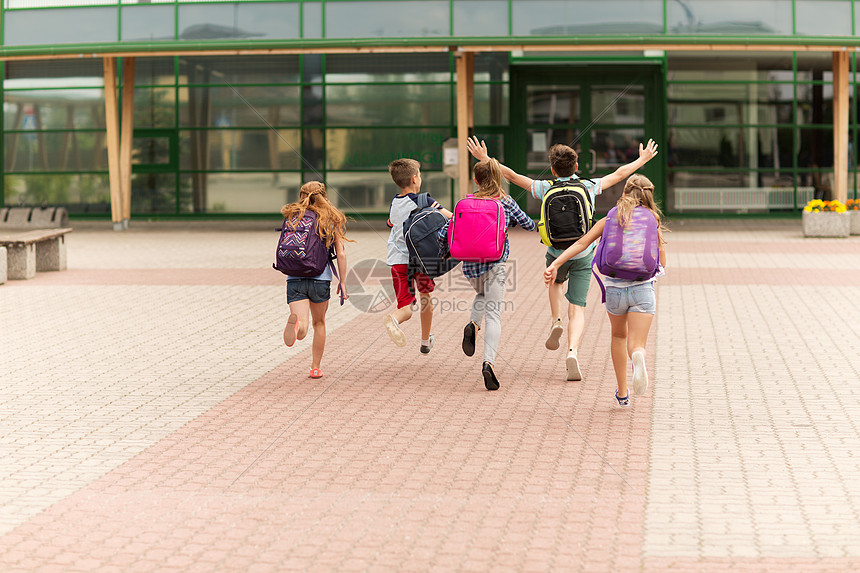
[512,0,663,36]
[133,136,172,166]
[180,129,302,171]
[325,171,451,212]
[667,1,792,35]
[527,85,580,124]
[474,53,509,83]
[669,126,800,170]
[592,85,645,125]
[185,172,301,214]
[592,129,646,169]
[324,1,449,38]
[796,0,852,36]
[132,173,177,214]
[325,54,451,83]
[133,57,176,87]
[473,83,509,126]
[668,83,796,126]
[179,86,301,128]
[453,0,508,37]
[179,56,301,85]
[121,5,175,42]
[5,131,107,172]
[134,87,176,129]
[303,2,323,39]
[4,174,110,212]
[5,60,104,86]
[526,128,581,170]
[4,7,118,46]
[326,128,448,170]
[4,94,106,130]
[178,3,300,41]
[326,84,451,126]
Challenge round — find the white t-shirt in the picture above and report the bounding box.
[386,192,441,266]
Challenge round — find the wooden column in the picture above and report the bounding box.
[103,57,123,229]
[120,57,136,226]
[455,51,475,199]
[833,51,850,204]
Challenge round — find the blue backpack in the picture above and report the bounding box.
[273,210,333,278]
[403,193,460,289]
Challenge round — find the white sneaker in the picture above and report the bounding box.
[545,320,564,350]
[632,350,648,395]
[420,334,435,354]
[566,350,582,381]
[383,314,407,347]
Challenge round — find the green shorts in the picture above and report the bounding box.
[546,249,594,307]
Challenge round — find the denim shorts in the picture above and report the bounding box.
[287,279,331,304]
[604,282,656,316]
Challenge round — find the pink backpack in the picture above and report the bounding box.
[447,194,506,263]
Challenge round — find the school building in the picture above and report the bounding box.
[2,0,859,225]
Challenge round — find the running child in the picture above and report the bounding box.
[442,158,537,391]
[383,158,452,353]
[282,181,351,379]
[467,136,658,382]
[544,174,667,406]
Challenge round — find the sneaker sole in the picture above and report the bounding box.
[283,315,298,347]
[632,351,648,395]
[462,324,476,357]
[566,354,582,381]
[545,324,563,351]
[383,315,407,347]
[482,369,500,391]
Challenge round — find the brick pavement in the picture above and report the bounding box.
[0,218,858,572]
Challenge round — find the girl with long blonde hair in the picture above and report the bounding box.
[544,174,667,406]
[281,181,352,379]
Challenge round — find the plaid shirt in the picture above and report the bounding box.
[439,196,537,278]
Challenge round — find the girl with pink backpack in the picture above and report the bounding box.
[442,158,537,391]
[544,175,667,406]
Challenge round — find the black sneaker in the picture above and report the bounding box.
[482,362,500,391]
[462,322,476,357]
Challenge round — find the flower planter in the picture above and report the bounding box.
[851,210,860,235]
[802,210,850,237]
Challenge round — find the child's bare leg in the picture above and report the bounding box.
[548,282,565,320]
[567,303,585,352]
[309,300,329,369]
[607,312,629,397]
[392,304,412,324]
[288,300,311,340]
[626,312,654,358]
[418,292,433,340]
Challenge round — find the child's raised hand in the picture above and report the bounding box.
[544,265,558,286]
[467,136,490,162]
[639,139,659,161]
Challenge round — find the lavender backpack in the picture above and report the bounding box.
[592,206,660,300]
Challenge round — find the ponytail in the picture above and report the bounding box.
[280,181,354,247]
[473,158,506,199]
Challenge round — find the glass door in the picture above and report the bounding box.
[131,128,178,214]
[509,65,665,214]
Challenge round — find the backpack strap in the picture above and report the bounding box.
[416,192,431,210]
[591,258,607,304]
[327,246,345,306]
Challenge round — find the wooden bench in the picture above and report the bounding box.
[0,228,72,281]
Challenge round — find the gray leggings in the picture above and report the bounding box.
[468,263,507,365]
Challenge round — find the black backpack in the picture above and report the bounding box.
[403,193,460,290]
[537,178,595,249]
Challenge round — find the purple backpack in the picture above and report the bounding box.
[273,210,332,278]
[592,206,660,299]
